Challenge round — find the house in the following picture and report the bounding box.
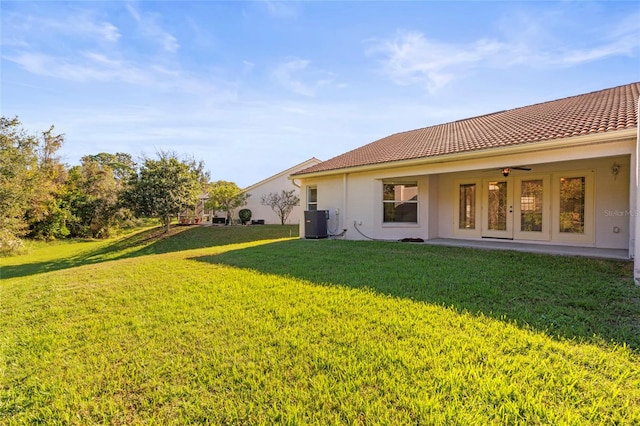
[177,158,321,226]
[178,193,217,225]
[290,82,640,284]
[240,157,322,224]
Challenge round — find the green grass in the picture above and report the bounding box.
[1,225,639,424]
[1,224,299,279]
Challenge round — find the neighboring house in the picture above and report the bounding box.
[290,82,640,283]
[178,158,321,226]
[241,158,322,224]
[179,193,219,225]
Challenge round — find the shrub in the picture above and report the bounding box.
[0,228,25,255]
[238,209,252,225]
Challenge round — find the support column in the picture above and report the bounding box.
[635,99,640,285]
[342,173,348,235]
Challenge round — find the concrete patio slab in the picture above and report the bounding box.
[423,238,630,260]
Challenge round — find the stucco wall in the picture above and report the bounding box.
[436,155,631,249]
[594,155,631,249]
[240,158,321,225]
[300,171,431,241]
[243,173,301,224]
[299,174,344,235]
[297,137,635,250]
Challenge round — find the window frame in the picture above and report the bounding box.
[453,179,482,238]
[551,170,595,244]
[513,175,551,241]
[307,186,318,211]
[382,180,419,225]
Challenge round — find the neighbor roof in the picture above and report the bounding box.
[242,157,321,192]
[292,82,639,177]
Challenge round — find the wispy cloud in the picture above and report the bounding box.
[261,0,298,19]
[272,58,315,96]
[561,13,640,65]
[272,58,335,96]
[6,51,146,84]
[46,13,121,43]
[5,49,237,103]
[0,9,120,47]
[1,5,219,96]
[367,31,505,93]
[369,10,640,93]
[242,60,255,75]
[126,3,179,53]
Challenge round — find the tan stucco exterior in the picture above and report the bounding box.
[241,158,322,225]
[295,133,638,268]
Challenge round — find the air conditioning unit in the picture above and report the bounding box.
[304,210,328,239]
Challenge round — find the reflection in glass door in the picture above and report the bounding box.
[559,177,585,234]
[520,180,543,232]
[482,179,513,238]
[514,176,549,241]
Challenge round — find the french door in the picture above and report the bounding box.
[482,179,513,238]
[482,177,549,240]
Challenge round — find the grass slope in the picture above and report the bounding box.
[1,225,639,424]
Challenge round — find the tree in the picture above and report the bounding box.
[122,151,206,233]
[24,125,68,240]
[205,181,249,225]
[0,117,68,249]
[85,152,136,183]
[0,117,37,250]
[260,190,300,225]
[61,153,135,238]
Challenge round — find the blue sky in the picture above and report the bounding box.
[2,1,639,187]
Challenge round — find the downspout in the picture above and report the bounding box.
[293,178,303,238]
[634,97,640,285]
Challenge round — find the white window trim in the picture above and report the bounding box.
[551,169,595,244]
[382,180,419,225]
[513,174,551,241]
[307,185,318,211]
[453,179,482,238]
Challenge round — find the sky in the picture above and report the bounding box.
[2,1,639,188]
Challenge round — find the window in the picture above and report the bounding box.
[458,184,476,229]
[559,177,585,233]
[520,179,543,232]
[307,186,317,211]
[487,181,508,231]
[383,182,418,223]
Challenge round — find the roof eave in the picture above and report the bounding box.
[242,157,321,191]
[290,128,637,180]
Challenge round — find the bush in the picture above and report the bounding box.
[0,229,25,255]
[238,209,252,225]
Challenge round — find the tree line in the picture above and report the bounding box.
[0,117,252,253]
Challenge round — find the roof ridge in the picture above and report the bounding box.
[392,81,640,137]
[292,81,640,177]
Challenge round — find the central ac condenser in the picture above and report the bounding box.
[304,210,328,239]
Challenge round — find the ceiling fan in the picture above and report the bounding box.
[498,166,531,177]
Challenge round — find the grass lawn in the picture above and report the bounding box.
[1,225,639,424]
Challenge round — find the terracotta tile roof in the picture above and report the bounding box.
[293,82,639,176]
